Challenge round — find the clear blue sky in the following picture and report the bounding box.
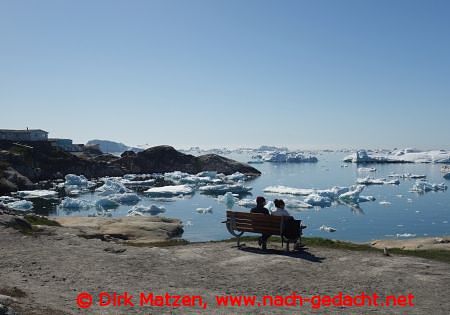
[1,0,449,149]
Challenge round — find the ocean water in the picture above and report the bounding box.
[34,152,449,243]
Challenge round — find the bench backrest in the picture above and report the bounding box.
[226,211,300,236]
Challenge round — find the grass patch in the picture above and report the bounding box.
[24,215,61,227]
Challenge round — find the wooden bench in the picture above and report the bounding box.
[224,211,306,251]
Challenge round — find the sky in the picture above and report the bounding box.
[1,0,449,150]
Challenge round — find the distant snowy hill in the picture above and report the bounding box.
[86,139,142,154]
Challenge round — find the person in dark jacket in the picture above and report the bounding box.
[250,196,270,249]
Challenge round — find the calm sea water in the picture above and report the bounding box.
[38,152,450,243]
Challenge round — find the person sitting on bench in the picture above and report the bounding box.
[271,199,291,217]
[250,196,270,250]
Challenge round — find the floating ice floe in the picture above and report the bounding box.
[5,200,33,211]
[225,172,247,182]
[64,174,96,194]
[263,151,318,163]
[108,193,141,205]
[196,206,213,214]
[338,185,375,204]
[265,184,376,208]
[388,173,426,179]
[237,198,256,208]
[344,149,450,164]
[16,190,58,199]
[304,194,332,207]
[319,225,336,232]
[59,197,92,210]
[127,204,166,215]
[95,198,120,209]
[96,178,130,195]
[356,176,400,185]
[379,201,392,206]
[199,184,251,195]
[120,177,156,187]
[145,185,194,197]
[410,180,448,193]
[264,185,315,196]
[357,167,376,172]
[443,173,450,180]
[285,199,314,209]
[396,233,416,238]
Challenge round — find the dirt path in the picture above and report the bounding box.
[0,223,449,315]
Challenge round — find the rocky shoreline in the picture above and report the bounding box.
[0,142,260,194]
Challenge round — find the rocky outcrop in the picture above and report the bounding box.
[114,145,261,176]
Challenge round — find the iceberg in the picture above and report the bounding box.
[196,206,213,214]
[225,172,247,182]
[319,225,336,232]
[108,193,141,205]
[396,233,416,238]
[284,199,313,209]
[357,167,376,172]
[96,178,130,195]
[344,149,450,164]
[145,185,194,197]
[5,200,33,211]
[95,198,120,209]
[303,194,332,207]
[16,190,58,199]
[59,197,92,210]
[128,204,166,215]
[356,176,399,185]
[410,180,448,193]
[264,185,315,196]
[338,185,369,204]
[199,184,251,195]
[388,173,426,179]
[263,151,318,163]
[237,198,256,208]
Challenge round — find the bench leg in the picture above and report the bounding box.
[285,241,290,252]
[237,236,241,248]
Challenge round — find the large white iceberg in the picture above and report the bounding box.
[263,151,318,163]
[145,185,194,197]
[344,149,450,164]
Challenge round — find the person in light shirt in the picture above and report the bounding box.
[271,199,291,216]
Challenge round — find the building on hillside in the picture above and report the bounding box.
[0,129,48,141]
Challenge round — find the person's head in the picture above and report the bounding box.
[256,196,266,207]
[274,199,285,209]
